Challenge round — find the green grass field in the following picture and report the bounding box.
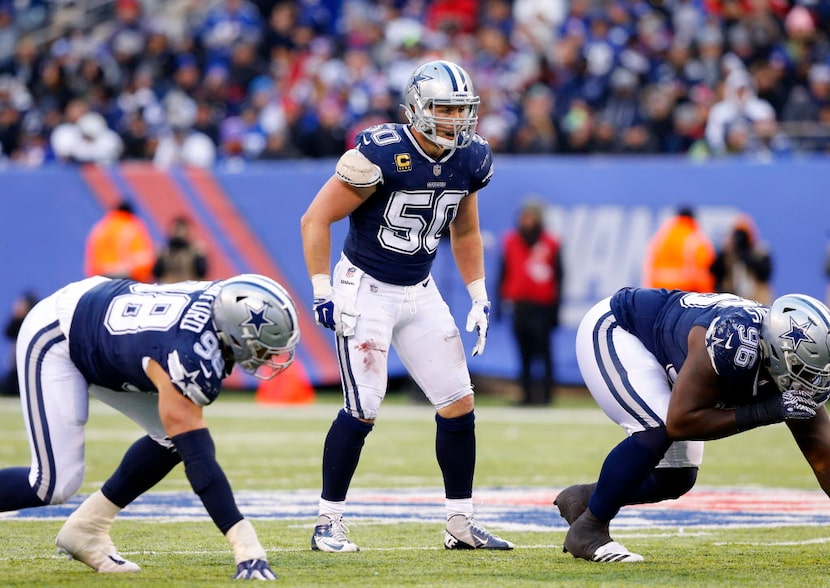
[1,390,829,587]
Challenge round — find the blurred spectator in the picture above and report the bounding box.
[50,109,123,164]
[84,200,155,282]
[509,84,558,153]
[601,68,642,136]
[258,127,302,159]
[0,35,42,89]
[668,101,708,155]
[704,69,777,156]
[153,121,216,168]
[426,0,479,35]
[0,4,17,66]
[226,42,264,114]
[196,0,263,69]
[512,0,566,53]
[559,99,595,154]
[152,216,208,283]
[119,109,154,160]
[710,214,773,304]
[643,205,715,292]
[105,0,149,77]
[294,96,348,158]
[782,63,830,151]
[0,290,38,396]
[591,112,619,153]
[497,199,564,406]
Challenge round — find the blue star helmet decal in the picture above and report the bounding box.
[780,316,816,350]
[242,304,275,336]
[408,70,433,94]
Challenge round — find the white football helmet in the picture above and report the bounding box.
[402,60,480,149]
[212,274,300,380]
[760,293,830,403]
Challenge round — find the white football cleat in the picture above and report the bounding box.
[590,541,644,563]
[56,519,140,573]
[444,514,514,550]
[311,514,360,553]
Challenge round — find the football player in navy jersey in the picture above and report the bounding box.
[555,288,830,563]
[300,59,513,552]
[0,273,300,579]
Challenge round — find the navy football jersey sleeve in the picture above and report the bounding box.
[702,305,773,406]
[68,280,227,406]
[466,134,494,193]
[344,124,492,285]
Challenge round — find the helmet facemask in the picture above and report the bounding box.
[237,335,296,380]
[760,294,830,403]
[403,60,480,149]
[213,275,301,381]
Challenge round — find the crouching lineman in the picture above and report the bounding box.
[0,273,300,579]
[555,288,830,562]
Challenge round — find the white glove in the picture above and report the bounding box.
[465,299,491,357]
[781,389,820,420]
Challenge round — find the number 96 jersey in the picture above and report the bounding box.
[610,288,775,406]
[345,123,493,286]
[67,278,227,406]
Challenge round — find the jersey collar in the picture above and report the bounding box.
[404,125,457,163]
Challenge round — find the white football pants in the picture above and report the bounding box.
[332,254,473,420]
[15,277,169,505]
[575,296,704,468]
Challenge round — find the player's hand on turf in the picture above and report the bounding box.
[313,294,336,330]
[234,559,278,580]
[466,300,491,357]
[781,389,820,420]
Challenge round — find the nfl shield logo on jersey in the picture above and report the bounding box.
[433,164,442,176]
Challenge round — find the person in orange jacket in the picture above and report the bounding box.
[642,206,715,293]
[84,200,155,283]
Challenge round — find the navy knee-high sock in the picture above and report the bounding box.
[626,467,698,505]
[321,409,374,502]
[0,467,47,511]
[588,427,672,521]
[436,411,476,500]
[102,435,182,508]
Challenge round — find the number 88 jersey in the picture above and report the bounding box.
[344,123,493,286]
[68,279,226,405]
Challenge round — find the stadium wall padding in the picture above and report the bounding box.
[1,158,828,389]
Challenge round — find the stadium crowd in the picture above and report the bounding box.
[0,0,829,167]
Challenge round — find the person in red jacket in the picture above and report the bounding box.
[497,200,564,405]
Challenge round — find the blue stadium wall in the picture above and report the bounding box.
[1,157,828,389]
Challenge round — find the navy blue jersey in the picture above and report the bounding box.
[68,279,227,406]
[343,123,493,285]
[611,288,777,406]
